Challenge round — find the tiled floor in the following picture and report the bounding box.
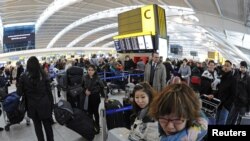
[0,84,125,141]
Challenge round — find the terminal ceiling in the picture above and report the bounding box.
[0,0,250,64]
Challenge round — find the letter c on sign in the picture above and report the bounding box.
[144,9,151,19]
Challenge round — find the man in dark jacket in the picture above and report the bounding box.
[227,61,250,124]
[124,55,135,71]
[216,60,236,125]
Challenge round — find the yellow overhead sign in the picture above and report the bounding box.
[115,4,166,39]
[141,5,156,35]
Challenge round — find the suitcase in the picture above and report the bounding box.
[123,98,133,129]
[66,108,95,141]
[240,113,250,125]
[54,100,74,125]
[105,99,125,130]
[107,127,130,141]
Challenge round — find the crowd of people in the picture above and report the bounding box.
[0,52,249,141]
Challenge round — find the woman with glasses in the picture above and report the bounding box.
[128,82,159,141]
[149,83,208,141]
[82,64,104,134]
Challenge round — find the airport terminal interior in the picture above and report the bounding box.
[1,0,250,141]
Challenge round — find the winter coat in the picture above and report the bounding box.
[144,61,166,92]
[82,75,104,106]
[234,72,250,109]
[17,72,53,119]
[217,72,236,111]
[200,70,220,95]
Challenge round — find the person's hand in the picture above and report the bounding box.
[85,89,91,96]
[207,94,214,100]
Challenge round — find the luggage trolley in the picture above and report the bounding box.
[200,94,221,118]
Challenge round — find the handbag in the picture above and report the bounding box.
[18,96,26,114]
[68,85,83,98]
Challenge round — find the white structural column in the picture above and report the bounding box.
[0,17,3,50]
[66,23,118,48]
[84,32,118,48]
[35,0,82,33]
[46,6,140,49]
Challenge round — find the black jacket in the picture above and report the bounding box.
[17,72,53,119]
[234,72,250,109]
[217,72,236,111]
[82,75,104,104]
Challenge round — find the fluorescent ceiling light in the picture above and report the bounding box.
[46,6,140,49]
[35,0,82,33]
[4,22,35,28]
[84,32,118,48]
[66,23,117,48]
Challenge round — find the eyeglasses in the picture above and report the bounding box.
[158,117,185,125]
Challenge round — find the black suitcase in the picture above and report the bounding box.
[54,100,74,125]
[105,99,125,130]
[66,108,95,141]
[123,98,133,129]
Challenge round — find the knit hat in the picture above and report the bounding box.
[240,61,248,68]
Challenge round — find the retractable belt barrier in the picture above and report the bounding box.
[105,105,132,115]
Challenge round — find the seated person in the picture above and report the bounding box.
[129,82,159,141]
[149,83,208,141]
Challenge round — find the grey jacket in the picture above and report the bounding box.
[144,61,166,92]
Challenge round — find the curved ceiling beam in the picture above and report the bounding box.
[102,41,114,48]
[66,23,118,48]
[205,27,250,64]
[46,6,141,49]
[35,0,82,33]
[84,32,118,48]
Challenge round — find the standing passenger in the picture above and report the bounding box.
[144,52,166,92]
[227,61,250,124]
[17,56,54,141]
[82,64,104,134]
[216,60,236,125]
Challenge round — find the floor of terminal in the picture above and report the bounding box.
[0,84,125,141]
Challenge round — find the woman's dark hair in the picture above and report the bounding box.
[149,83,201,127]
[26,56,45,80]
[87,64,98,77]
[132,82,155,113]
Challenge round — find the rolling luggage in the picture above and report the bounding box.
[105,99,125,130]
[54,100,74,125]
[66,108,95,141]
[240,112,250,125]
[2,91,27,131]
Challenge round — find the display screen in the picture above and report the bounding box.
[144,35,153,50]
[158,38,168,60]
[137,36,146,50]
[131,37,139,50]
[114,35,155,53]
[125,38,132,50]
[3,24,35,53]
[114,40,121,52]
[190,51,198,56]
[170,44,182,55]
